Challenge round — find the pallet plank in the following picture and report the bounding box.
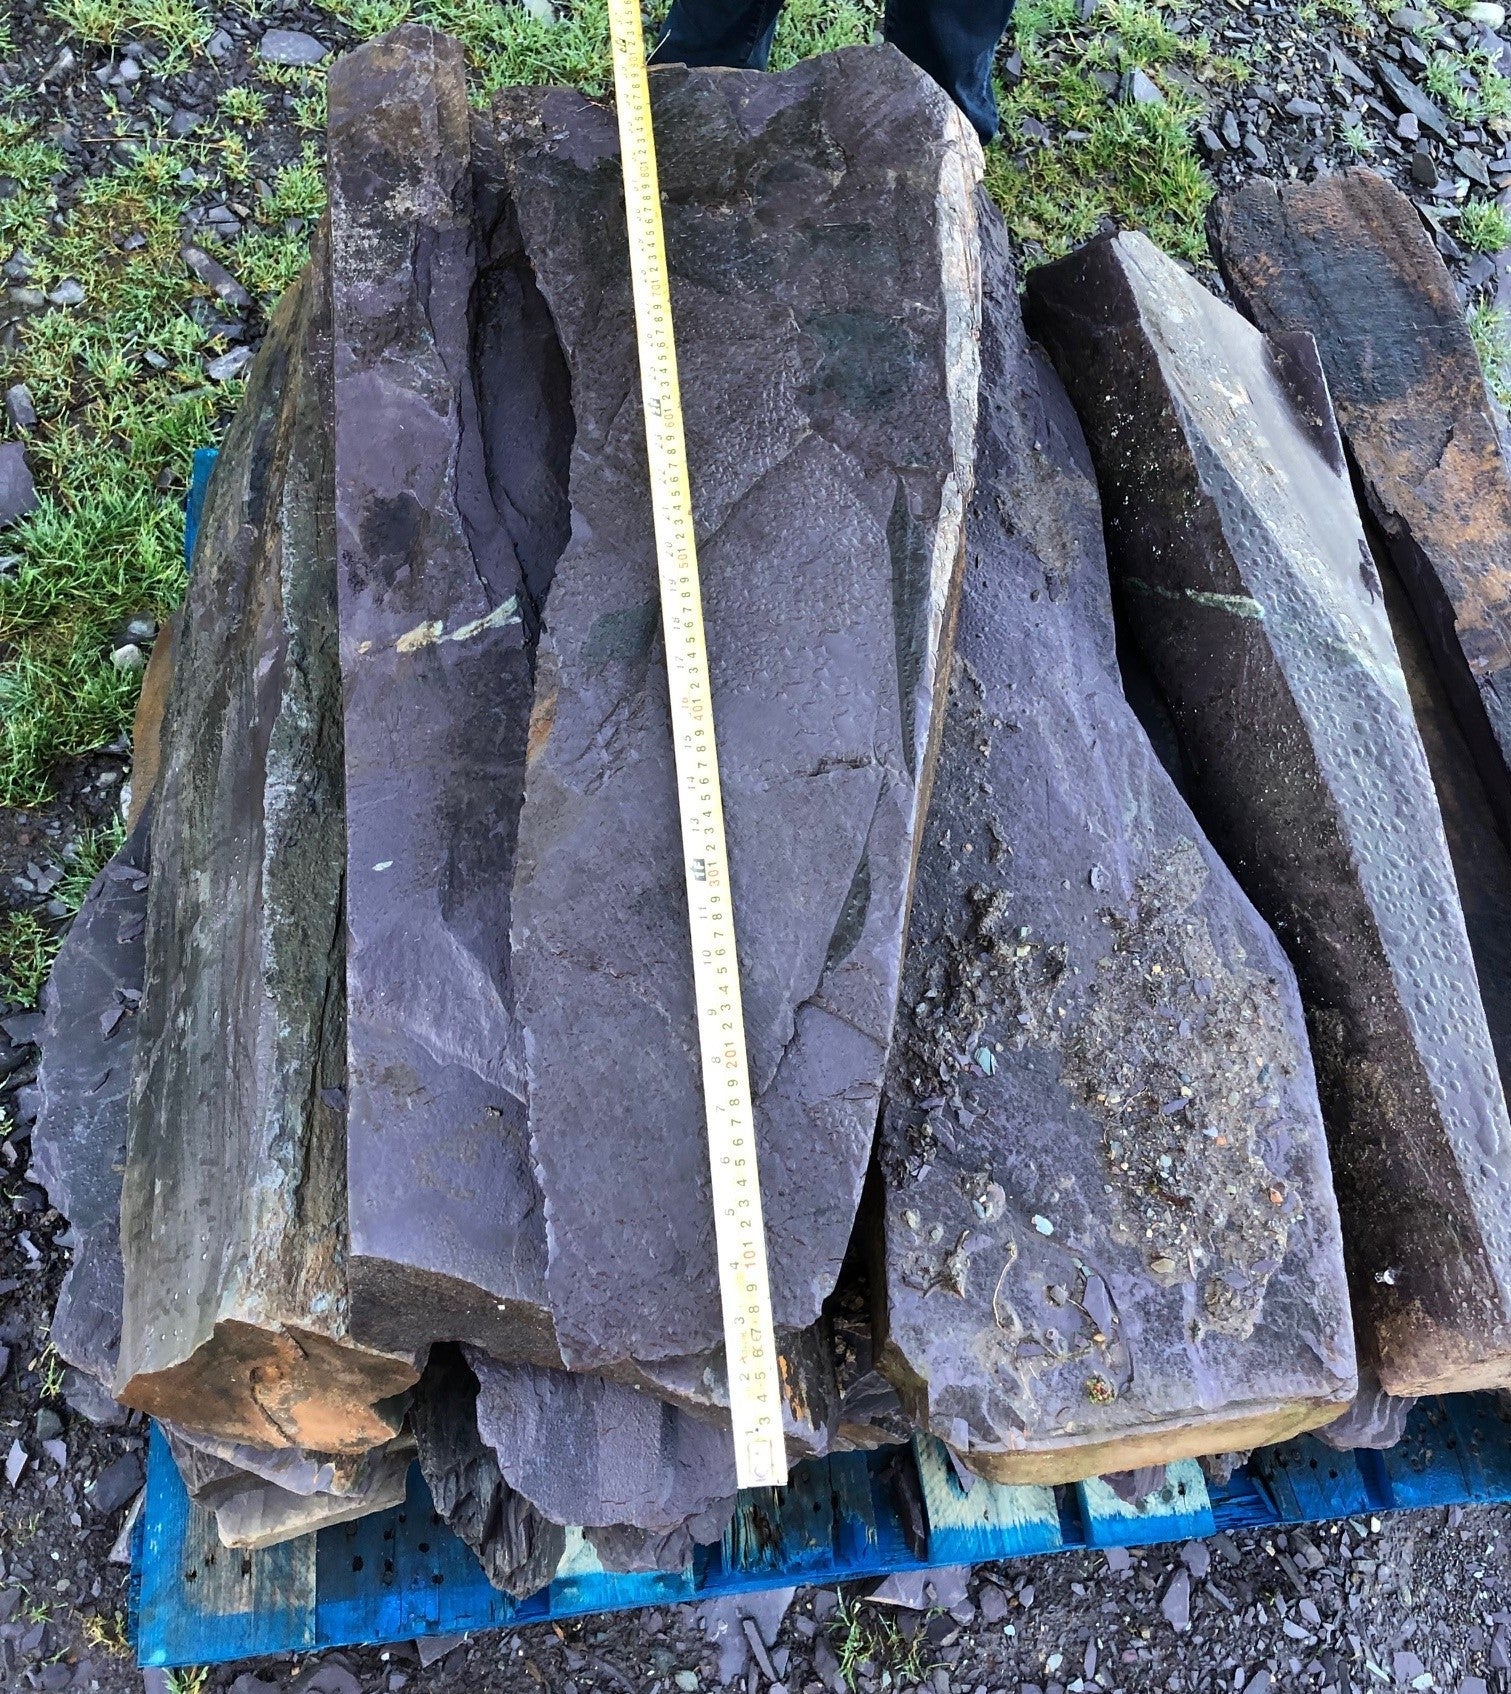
[1074,1460,1215,1549]
[913,1438,1062,1564]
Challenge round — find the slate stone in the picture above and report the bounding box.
[466,1350,737,1540]
[1314,1366,1414,1449]
[1026,230,1511,1398]
[164,1426,412,1549]
[0,441,37,528]
[115,242,417,1449]
[327,28,562,1370]
[501,47,983,1371]
[411,1344,565,1598]
[86,1452,143,1517]
[27,819,149,1397]
[874,202,1354,1486]
[1376,60,1454,139]
[1212,170,1511,846]
[258,27,328,63]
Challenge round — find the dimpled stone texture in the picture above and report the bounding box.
[500,49,982,1370]
[115,246,416,1450]
[25,819,150,1395]
[1212,171,1511,845]
[327,29,567,1369]
[875,203,1355,1487]
[1027,231,1511,1399]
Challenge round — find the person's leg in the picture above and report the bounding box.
[883,0,1016,142]
[650,0,787,70]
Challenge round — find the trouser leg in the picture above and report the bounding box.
[883,0,1016,141]
[650,0,787,69]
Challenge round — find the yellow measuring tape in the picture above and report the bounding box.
[605,0,788,1491]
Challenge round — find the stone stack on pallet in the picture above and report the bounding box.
[24,32,1511,1592]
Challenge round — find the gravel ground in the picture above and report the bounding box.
[7,0,1511,1688]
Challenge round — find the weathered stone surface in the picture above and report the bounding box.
[115,243,416,1448]
[327,28,564,1369]
[1211,170,1511,846]
[1314,1367,1414,1451]
[1026,230,1511,1398]
[412,1344,565,1598]
[0,440,37,528]
[501,48,982,1371]
[164,1426,412,1549]
[875,205,1355,1486]
[127,616,175,830]
[26,820,150,1393]
[467,1351,737,1548]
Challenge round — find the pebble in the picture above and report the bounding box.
[1467,1,1506,23]
[978,1583,1009,1624]
[258,27,329,64]
[1181,1539,1211,1579]
[1122,67,1165,103]
[168,109,198,138]
[35,1409,61,1442]
[674,1674,700,1692]
[1412,146,1440,186]
[206,346,254,382]
[1161,1568,1191,1632]
[1399,111,1421,141]
[110,643,145,673]
[46,278,84,307]
[5,383,37,431]
[0,441,38,529]
[5,1439,26,1487]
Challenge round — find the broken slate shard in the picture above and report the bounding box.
[327,28,564,1369]
[412,1344,565,1599]
[1211,170,1511,845]
[1026,231,1511,1398]
[875,203,1355,1487]
[502,47,983,1370]
[466,1350,737,1557]
[115,244,417,1448]
[26,818,150,1395]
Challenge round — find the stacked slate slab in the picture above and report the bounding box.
[1210,170,1511,845]
[113,245,419,1451]
[874,202,1356,1485]
[1026,230,1511,1400]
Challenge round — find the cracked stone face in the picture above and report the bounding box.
[875,204,1355,1486]
[498,51,983,1372]
[1027,229,1511,1400]
[1212,170,1511,850]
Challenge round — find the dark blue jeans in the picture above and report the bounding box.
[649,0,1014,141]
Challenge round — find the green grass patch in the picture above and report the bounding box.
[1470,300,1511,404]
[1461,198,1511,252]
[0,909,55,1009]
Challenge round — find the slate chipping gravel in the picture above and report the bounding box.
[8,0,1511,1685]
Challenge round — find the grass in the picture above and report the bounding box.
[829,1590,933,1691]
[0,0,1234,811]
[1424,44,1511,120]
[1460,198,1511,252]
[79,1611,132,1659]
[0,818,123,1006]
[1470,300,1511,404]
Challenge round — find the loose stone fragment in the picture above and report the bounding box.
[412,1344,565,1598]
[502,46,983,1372]
[1212,170,1511,843]
[876,205,1354,1487]
[327,27,563,1369]
[1027,230,1511,1398]
[467,1351,737,1554]
[115,246,416,1448]
[25,820,150,1395]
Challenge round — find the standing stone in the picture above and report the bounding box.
[115,247,417,1449]
[1026,231,1511,1398]
[1211,170,1511,845]
[327,28,566,1369]
[412,1344,566,1599]
[875,205,1355,1486]
[26,819,150,1394]
[500,47,983,1372]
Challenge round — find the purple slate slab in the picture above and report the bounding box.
[875,204,1356,1486]
[1026,230,1511,1399]
[327,29,565,1368]
[498,49,983,1372]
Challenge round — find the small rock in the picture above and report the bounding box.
[46,278,84,307]
[1181,1539,1211,1579]
[1222,109,1242,148]
[1161,1568,1191,1632]
[35,1409,62,1442]
[168,109,198,138]
[412,1639,464,1671]
[5,1440,26,1486]
[206,26,233,54]
[674,1675,700,1693]
[1412,146,1440,186]
[978,1583,1009,1624]
[258,27,329,64]
[1399,112,1421,140]
[86,1451,144,1515]
[0,441,37,528]
[1103,1546,1131,1574]
[110,644,145,673]
[1391,5,1434,26]
[206,346,254,382]
[41,1438,66,1467]
[1456,147,1493,186]
[1122,67,1165,103]
[1467,1,1505,23]
[1285,96,1324,116]
[5,383,37,431]
[294,1666,363,1694]
[181,244,251,310]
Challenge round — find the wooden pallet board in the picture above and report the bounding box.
[131,1396,1511,1667]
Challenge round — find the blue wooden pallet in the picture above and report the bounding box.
[129,1394,1511,1667]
